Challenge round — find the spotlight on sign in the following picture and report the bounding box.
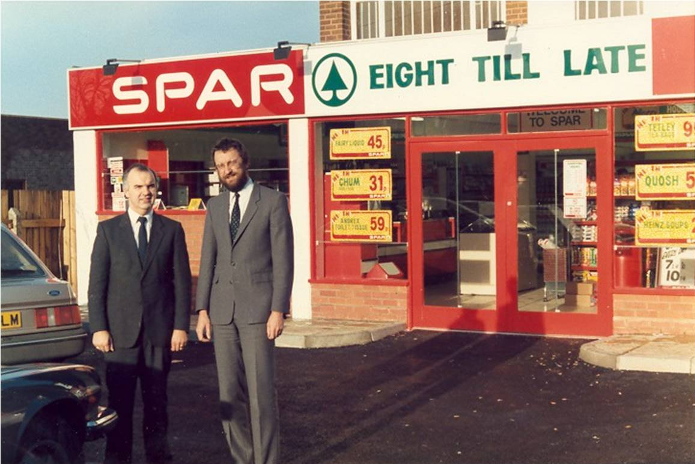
[487,21,508,42]
[102,59,142,76]
[272,41,311,60]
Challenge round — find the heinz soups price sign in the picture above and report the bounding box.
[331,169,392,201]
[635,210,695,246]
[330,210,392,242]
[329,127,391,159]
[635,114,695,151]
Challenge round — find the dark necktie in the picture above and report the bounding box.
[137,216,148,264]
[229,193,241,242]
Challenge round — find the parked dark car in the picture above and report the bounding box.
[1,362,118,464]
[1,224,87,365]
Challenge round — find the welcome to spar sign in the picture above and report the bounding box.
[68,51,305,129]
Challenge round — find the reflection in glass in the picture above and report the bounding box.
[421,151,496,310]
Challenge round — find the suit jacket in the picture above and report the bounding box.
[195,184,294,325]
[88,213,192,349]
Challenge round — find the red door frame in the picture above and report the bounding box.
[409,134,613,337]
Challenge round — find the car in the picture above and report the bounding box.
[1,362,118,464]
[1,223,87,365]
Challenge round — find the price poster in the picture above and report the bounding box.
[331,169,392,201]
[635,209,695,246]
[657,247,695,288]
[330,210,392,242]
[635,114,695,151]
[635,163,695,200]
[563,159,587,198]
[329,127,391,159]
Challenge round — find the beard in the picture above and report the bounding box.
[220,171,248,193]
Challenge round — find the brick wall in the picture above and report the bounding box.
[613,294,695,335]
[505,1,528,25]
[312,282,408,322]
[320,1,351,42]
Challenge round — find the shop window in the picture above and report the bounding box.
[613,103,695,289]
[314,118,407,280]
[412,113,501,137]
[99,123,288,212]
[508,108,607,133]
[575,1,643,20]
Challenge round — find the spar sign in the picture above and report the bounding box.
[68,50,305,129]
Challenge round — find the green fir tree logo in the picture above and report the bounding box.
[312,53,357,107]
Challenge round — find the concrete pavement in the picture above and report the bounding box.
[191,314,695,374]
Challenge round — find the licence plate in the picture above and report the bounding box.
[1,311,22,329]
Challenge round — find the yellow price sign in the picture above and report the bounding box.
[636,163,695,200]
[331,169,392,201]
[329,127,391,159]
[635,209,695,247]
[635,114,695,151]
[330,210,392,242]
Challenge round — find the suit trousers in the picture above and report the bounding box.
[212,321,280,464]
[104,337,172,464]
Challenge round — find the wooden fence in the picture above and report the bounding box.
[1,190,78,294]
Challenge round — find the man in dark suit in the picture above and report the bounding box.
[196,138,294,464]
[89,163,191,464]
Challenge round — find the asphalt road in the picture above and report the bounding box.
[71,330,695,464]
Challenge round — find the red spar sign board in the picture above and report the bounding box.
[68,50,305,129]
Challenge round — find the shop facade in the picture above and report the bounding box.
[69,14,694,338]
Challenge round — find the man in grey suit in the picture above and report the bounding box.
[196,138,294,464]
[89,163,191,464]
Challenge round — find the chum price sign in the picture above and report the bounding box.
[330,127,391,159]
[330,210,392,242]
[635,114,695,151]
[331,169,392,201]
[635,163,695,200]
[635,210,695,246]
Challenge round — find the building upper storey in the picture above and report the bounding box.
[320,1,695,42]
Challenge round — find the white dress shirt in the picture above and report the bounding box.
[127,208,153,247]
[228,178,254,224]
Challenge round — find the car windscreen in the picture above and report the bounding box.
[1,230,45,279]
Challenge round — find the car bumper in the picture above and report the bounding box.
[1,327,87,364]
[86,406,119,441]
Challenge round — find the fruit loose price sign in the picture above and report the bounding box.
[330,210,392,242]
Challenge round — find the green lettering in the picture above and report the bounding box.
[472,56,490,82]
[563,50,581,76]
[628,44,646,72]
[584,48,607,75]
[522,53,540,79]
[396,62,413,88]
[369,64,385,89]
[504,54,521,80]
[603,45,625,73]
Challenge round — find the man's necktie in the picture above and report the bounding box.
[137,216,148,264]
[229,193,241,242]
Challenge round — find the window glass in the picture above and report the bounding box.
[99,124,288,211]
[412,113,501,137]
[613,103,695,289]
[1,230,44,279]
[314,118,407,280]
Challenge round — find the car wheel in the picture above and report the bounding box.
[18,414,83,464]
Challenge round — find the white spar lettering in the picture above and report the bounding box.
[112,76,149,115]
[111,64,295,115]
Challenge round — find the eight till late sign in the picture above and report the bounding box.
[330,210,392,242]
[329,127,391,159]
[635,114,695,151]
[331,169,392,201]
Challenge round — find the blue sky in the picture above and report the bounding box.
[0,1,319,119]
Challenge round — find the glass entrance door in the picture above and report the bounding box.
[411,137,613,337]
[411,142,513,332]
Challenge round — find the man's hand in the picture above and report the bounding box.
[93,330,114,353]
[196,310,212,342]
[267,311,285,340]
[171,329,188,352]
